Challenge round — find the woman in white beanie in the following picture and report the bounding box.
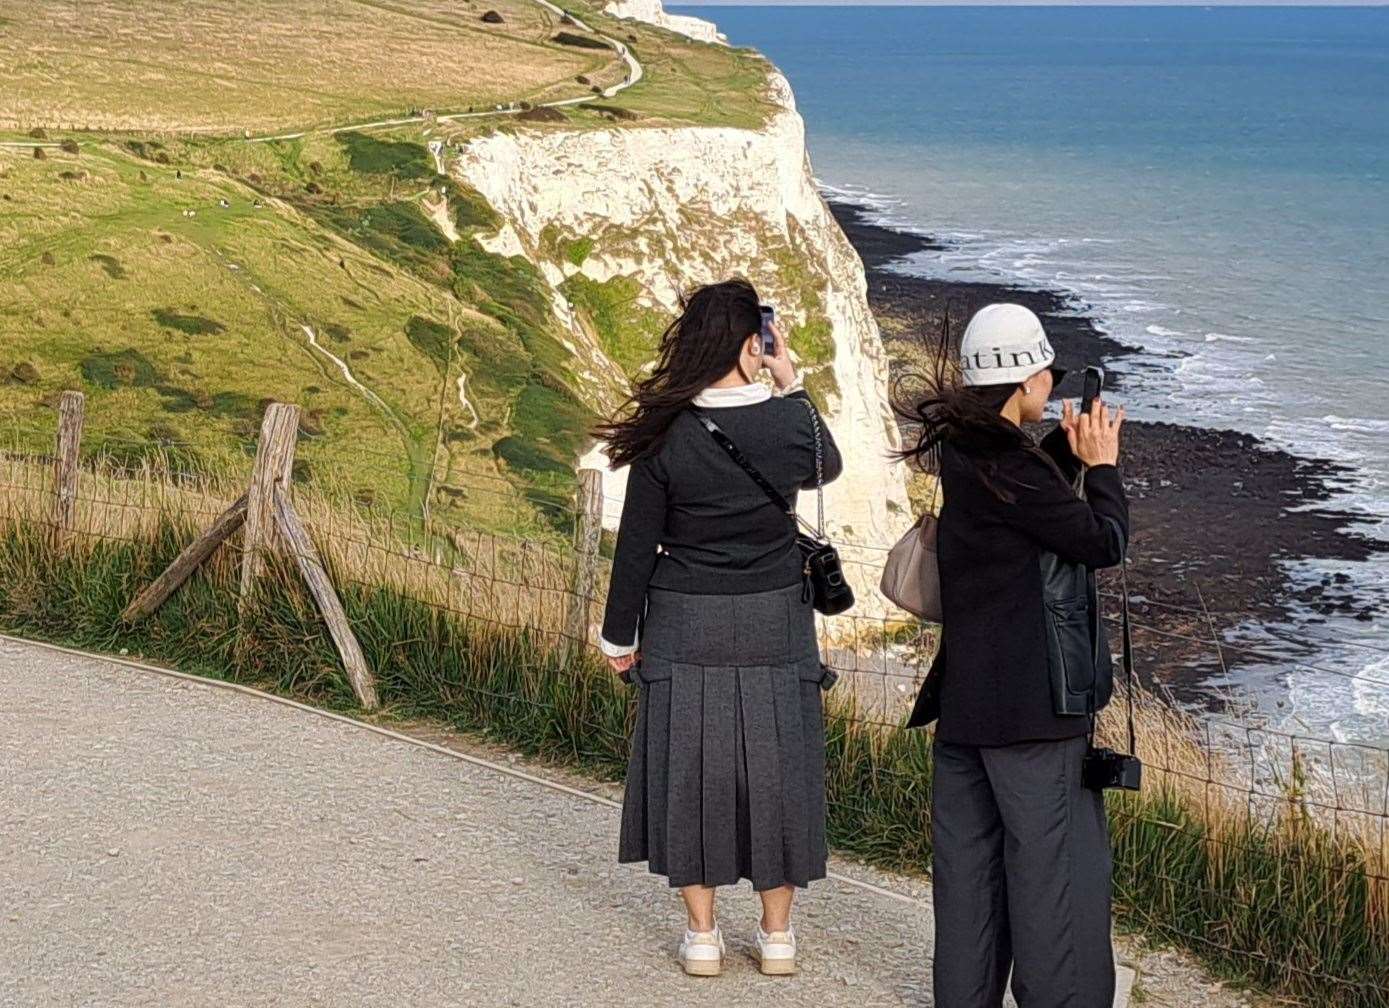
[899,303,1128,1007]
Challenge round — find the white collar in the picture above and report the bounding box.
[692,384,771,408]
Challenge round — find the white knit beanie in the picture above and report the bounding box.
[959,303,1060,387]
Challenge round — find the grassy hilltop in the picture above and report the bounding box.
[0,0,776,541]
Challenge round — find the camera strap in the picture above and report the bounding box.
[1079,459,1137,758]
[1118,552,1138,757]
[1085,559,1138,756]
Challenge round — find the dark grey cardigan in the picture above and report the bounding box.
[600,391,842,650]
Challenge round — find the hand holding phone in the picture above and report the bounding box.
[1081,365,1105,416]
[758,306,796,392]
[758,305,777,357]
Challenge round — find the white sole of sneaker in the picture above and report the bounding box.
[757,956,796,976]
[681,957,723,977]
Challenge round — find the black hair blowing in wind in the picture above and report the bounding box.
[895,303,1034,503]
[595,279,763,468]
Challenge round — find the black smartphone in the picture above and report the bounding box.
[758,305,776,356]
[1081,365,1105,415]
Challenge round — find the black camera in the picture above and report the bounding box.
[1082,746,1143,792]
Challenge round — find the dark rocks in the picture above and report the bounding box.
[59,139,79,155]
[480,10,503,23]
[832,192,1388,704]
[32,147,45,160]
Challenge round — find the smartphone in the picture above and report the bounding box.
[758,305,776,356]
[1081,365,1105,415]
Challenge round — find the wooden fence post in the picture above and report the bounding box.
[272,486,379,710]
[564,468,604,649]
[238,403,300,611]
[122,399,377,708]
[50,390,85,550]
[122,494,248,624]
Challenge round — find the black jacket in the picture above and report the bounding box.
[906,426,1129,747]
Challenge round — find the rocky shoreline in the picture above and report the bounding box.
[831,199,1381,694]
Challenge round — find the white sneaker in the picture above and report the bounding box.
[678,926,725,977]
[755,925,797,975]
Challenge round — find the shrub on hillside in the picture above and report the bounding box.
[553,31,609,51]
[7,362,40,385]
[517,106,566,124]
[152,309,225,336]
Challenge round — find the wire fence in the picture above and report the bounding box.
[1,398,1385,1006]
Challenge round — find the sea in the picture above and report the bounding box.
[678,4,1389,746]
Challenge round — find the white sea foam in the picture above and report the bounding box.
[821,180,1389,553]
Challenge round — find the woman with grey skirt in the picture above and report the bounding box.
[594,278,842,978]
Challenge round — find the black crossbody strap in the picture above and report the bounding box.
[1119,551,1138,756]
[691,410,794,516]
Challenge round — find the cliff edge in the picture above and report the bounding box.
[450,52,912,601]
[604,0,726,44]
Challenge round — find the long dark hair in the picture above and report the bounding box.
[894,304,1033,502]
[595,278,762,468]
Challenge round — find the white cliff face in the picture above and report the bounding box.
[451,74,911,609]
[603,0,725,44]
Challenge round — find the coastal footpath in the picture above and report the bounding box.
[8,635,1294,1008]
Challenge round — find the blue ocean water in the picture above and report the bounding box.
[680,4,1389,740]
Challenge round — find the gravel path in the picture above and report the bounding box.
[0,637,1187,1007]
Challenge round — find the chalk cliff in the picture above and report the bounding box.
[448,7,910,606]
[603,0,725,44]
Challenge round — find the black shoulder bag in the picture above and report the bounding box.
[692,399,854,616]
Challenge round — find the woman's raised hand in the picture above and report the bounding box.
[1064,397,1125,468]
[763,320,797,392]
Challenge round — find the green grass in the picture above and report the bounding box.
[562,1,778,130]
[335,132,435,180]
[559,273,667,377]
[0,130,600,541]
[0,0,785,546]
[0,487,1384,1008]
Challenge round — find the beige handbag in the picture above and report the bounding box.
[880,479,943,622]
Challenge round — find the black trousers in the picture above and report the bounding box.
[931,735,1115,1008]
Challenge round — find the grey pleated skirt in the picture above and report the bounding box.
[619,581,830,892]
